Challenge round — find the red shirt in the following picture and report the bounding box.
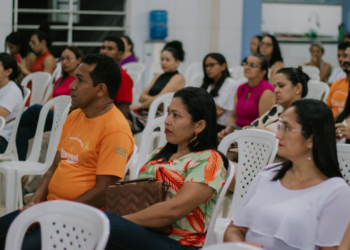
[114,68,133,105]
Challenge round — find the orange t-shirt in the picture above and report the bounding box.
[326,77,349,117]
[47,106,134,202]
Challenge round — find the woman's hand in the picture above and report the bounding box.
[335,123,350,141]
[218,126,234,142]
[129,104,140,111]
[17,60,30,76]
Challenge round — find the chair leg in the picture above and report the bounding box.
[17,174,24,209]
[5,169,17,214]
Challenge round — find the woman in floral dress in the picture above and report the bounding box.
[104,87,228,250]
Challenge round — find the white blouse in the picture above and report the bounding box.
[233,164,350,250]
[208,77,239,126]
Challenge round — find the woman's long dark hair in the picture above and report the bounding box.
[273,99,342,180]
[150,87,228,169]
[121,35,135,56]
[200,53,230,97]
[276,66,309,98]
[260,34,283,66]
[5,32,29,58]
[55,46,83,89]
[0,53,23,96]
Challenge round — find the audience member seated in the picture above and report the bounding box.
[102,87,227,250]
[100,36,133,118]
[17,25,56,106]
[242,35,262,64]
[306,42,331,82]
[218,54,275,141]
[0,53,23,153]
[201,53,239,132]
[224,99,350,250]
[335,88,350,144]
[5,32,35,82]
[258,34,284,83]
[16,46,83,161]
[129,41,186,133]
[120,35,138,66]
[328,42,349,85]
[327,43,350,117]
[249,67,309,134]
[0,54,134,249]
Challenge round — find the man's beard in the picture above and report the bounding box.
[342,63,350,74]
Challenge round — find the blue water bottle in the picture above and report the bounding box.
[150,10,168,40]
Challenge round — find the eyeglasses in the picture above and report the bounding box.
[60,57,74,62]
[260,42,272,48]
[277,124,305,135]
[242,62,259,68]
[204,63,219,68]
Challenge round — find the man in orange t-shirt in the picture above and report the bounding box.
[327,44,350,117]
[0,54,134,249]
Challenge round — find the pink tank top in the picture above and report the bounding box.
[236,79,274,127]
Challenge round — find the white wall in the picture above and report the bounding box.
[126,0,243,74]
[262,3,342,37]
[0,0,13,52]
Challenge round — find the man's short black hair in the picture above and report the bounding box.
[338,42,350,51]
[81,54,121,100]
[103,36,125,53]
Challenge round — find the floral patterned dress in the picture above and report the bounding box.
[138,148,227,248]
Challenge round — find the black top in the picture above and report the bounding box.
[149,71,179,96]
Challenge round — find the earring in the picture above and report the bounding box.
[308,157,311,161]
[296,92,299,94]
[189,131,199,146]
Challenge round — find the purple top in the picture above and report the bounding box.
[236,79,274,127]
[120,54,138,66]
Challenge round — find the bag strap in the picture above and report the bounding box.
[115,178,156,185]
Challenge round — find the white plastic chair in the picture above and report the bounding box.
[127,70,142,95]
[147,61,164,84]
[229,66,245,81]
[0,96,71,213]
[302,65,320,76]
[187,72,204,88]
[122,62,145,75]
[5,200,110,250]
[21,72,52,106]
[337,144,350,185]
[124,144,138,177]
[307,73,320,81]
[305,80,330,102]
[203,161,235,247]
[227,60,237,69]
[147,92,174,123]
[130,116,166,180]
[212,130,278,244]
[0,117,5,135]
[184,62,202,84]
[202,242,263,250]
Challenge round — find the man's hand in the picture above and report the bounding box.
[335,123,350,141]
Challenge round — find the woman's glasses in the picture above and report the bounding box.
[277,124,305,135]
[242,62,259,68]
[260,42,272,48]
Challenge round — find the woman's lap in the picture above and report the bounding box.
[104,211,197,250]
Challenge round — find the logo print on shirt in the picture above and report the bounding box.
[115,146,127,158]
[61,136,89,164]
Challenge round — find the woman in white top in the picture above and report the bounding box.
[0,53,23,153]
[224,99,350,250]
[200,53,238,133]
[335,89,350,144]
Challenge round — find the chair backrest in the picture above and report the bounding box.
[188,72,204,88]
[0,117,5,134]
[236,77,248,86]
[21,72,52,106]
[124,144,138,177]
[229,66,245,80]
[51,62,62,84]
[305,81,330,102]
[302,65,320,75]
[147,92,174,124]
[203,161,235,247]
[27,96,71,165]
[218,129,278,217]
[337,144,350,185]
[0,88,31,161]
[184,62,202,84]
[127,70,142,95]
[147,61,164,84]
[122,62,146,75]
[202,242,263,250]
[307,73,320,81]
[5,200,110,250]
[130,116,166,179]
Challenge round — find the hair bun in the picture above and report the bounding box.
[38,24,51,34]
[297,65,310,83]
[164,40,185,61]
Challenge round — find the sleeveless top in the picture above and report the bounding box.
[30,51,52,73]
[236,79,274,127]
[149,71,179,96]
